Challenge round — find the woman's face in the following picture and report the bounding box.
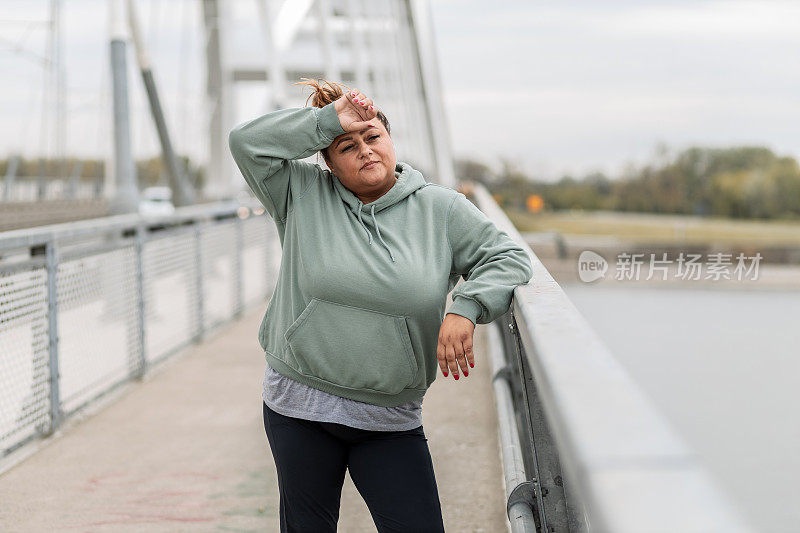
[324,117,397,204]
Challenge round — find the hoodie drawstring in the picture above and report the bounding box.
[354,200,396,262]
[356,201,373,244]
[371,204,396,262]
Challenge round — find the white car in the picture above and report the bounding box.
[138,186,175,217]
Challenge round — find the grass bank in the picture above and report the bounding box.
[506,208,800,247]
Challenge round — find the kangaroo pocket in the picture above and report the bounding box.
[282,297,418,395]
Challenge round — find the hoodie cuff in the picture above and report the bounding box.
[318,102,346,141]
[447,296,483,325]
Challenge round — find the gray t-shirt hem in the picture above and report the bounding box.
[261,363,424,432]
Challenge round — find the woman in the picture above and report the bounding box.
[228,78,533,532]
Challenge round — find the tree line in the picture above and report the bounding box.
[457,146,800,220]
[0,155,205,190]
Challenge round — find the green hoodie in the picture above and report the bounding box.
[228,102,533,407]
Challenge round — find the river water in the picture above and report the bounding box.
[560,283,799,532]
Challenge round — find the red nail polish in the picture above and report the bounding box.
[454,374,459,380]
[464,370,468,376]
[443,372,448,377]
[469,362,474,368]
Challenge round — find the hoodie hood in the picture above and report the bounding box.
[331,161,428,262]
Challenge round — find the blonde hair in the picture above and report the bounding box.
[294,77,391,160]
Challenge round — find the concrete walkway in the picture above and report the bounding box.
[0,302,509,532]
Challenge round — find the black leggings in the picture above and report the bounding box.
[262,401,446,532]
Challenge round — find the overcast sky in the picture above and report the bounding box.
[1,0,798,181]
[432,0,800,179]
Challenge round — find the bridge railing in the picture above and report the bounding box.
[0,201,277,462]
[467,182,754,533]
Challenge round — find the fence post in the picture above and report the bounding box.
[194,220,205,341]
[44,239,62,436]
[234,213,244,318]
[134,222,147,378]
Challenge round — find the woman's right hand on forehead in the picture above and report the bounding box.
[333,88,378,132]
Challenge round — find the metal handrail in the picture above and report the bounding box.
[0,199,271,464]
[487,320,538,533]
[470,183,754,532]
[0,200,250,252]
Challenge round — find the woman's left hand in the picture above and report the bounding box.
[436,313,475,380]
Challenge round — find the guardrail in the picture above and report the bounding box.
[467,183,754,532]
[0,201,277,462]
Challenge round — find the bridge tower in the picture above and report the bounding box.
[202,0,455,199]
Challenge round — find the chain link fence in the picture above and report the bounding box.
[0,201,277,458]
